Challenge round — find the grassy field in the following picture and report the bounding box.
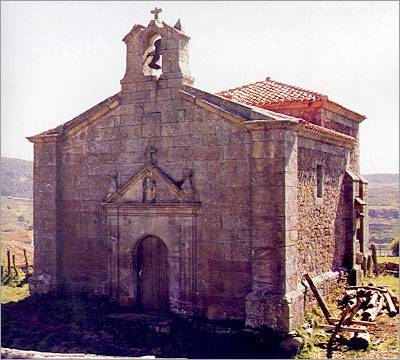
[364,275,399,294]
[378,256,399,265]
[1,270,30,304]
[1,283,30,304]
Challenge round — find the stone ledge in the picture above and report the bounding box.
[297,269,346,293]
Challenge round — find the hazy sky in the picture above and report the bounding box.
[1,1,398,174]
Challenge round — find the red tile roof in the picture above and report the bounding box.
[217,77,328,106]
[217,77,362,144]
[217,77,365,120]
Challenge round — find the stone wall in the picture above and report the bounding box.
[244,126,301,332]
[323,109,360,173]
[30,140,61,294]
[302,270,348,309]
[57,85,253,319]
[270,106,323,126]
[265,106,360,172]
[266,106,359,136]
[296,137,350,278]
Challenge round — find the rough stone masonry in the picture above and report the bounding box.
[27,10,369,332]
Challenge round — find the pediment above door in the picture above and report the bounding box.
[105,164,196,204]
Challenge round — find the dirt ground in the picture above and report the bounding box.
[2,285,398,359]
[1,294,287,359]
[307,312,399,359]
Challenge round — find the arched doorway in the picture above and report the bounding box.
[137,236,169,310]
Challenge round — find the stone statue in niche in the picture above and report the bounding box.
[180,168,197,199]
[143,175,157,203]
[106,170,119,200]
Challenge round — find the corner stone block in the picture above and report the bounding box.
[245,290,304,332]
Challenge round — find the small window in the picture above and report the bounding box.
[316,165,323,198]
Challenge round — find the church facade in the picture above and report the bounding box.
[28,12,368,331]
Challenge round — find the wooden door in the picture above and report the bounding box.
[137,236,169,310]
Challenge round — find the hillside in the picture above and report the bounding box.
[1,197,33,233]
[0,157,33,199]
[364,173,399,184]
[365,173,399,244]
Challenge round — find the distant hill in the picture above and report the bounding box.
[0,157,33,199]
[365,173,399,245]
[364,173,399,184]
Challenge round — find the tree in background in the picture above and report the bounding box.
[390,236,399,256]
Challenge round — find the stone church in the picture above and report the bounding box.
[28,10,368,331]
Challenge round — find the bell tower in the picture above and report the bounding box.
[121,8,194,95]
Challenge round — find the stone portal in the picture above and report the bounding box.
[102,155,200,315]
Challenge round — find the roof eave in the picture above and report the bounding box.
[321,100,366,123]
[26,133,63,144]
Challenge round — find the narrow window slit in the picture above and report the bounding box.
[316,164,323,198]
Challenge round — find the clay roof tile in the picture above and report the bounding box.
[217,78,327,106]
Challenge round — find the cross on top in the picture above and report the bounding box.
[151,7,162,21]
[145,145,157,165]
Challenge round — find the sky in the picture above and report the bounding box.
[1,1,399,174]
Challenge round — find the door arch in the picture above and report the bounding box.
[137,236,169,310]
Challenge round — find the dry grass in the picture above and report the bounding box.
[1,196,33,232]
[1,283,30,304]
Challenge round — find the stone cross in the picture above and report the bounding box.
[151,7,162,21]
[145,145,157,165]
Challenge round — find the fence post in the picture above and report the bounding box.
[7,250,11,275]
[12,255,18,277]
[23,248,29,274]
[366,255,372,276]
[371,244,379,276]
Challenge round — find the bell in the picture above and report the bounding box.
[148,58,161,70]
[148,39,162,70]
